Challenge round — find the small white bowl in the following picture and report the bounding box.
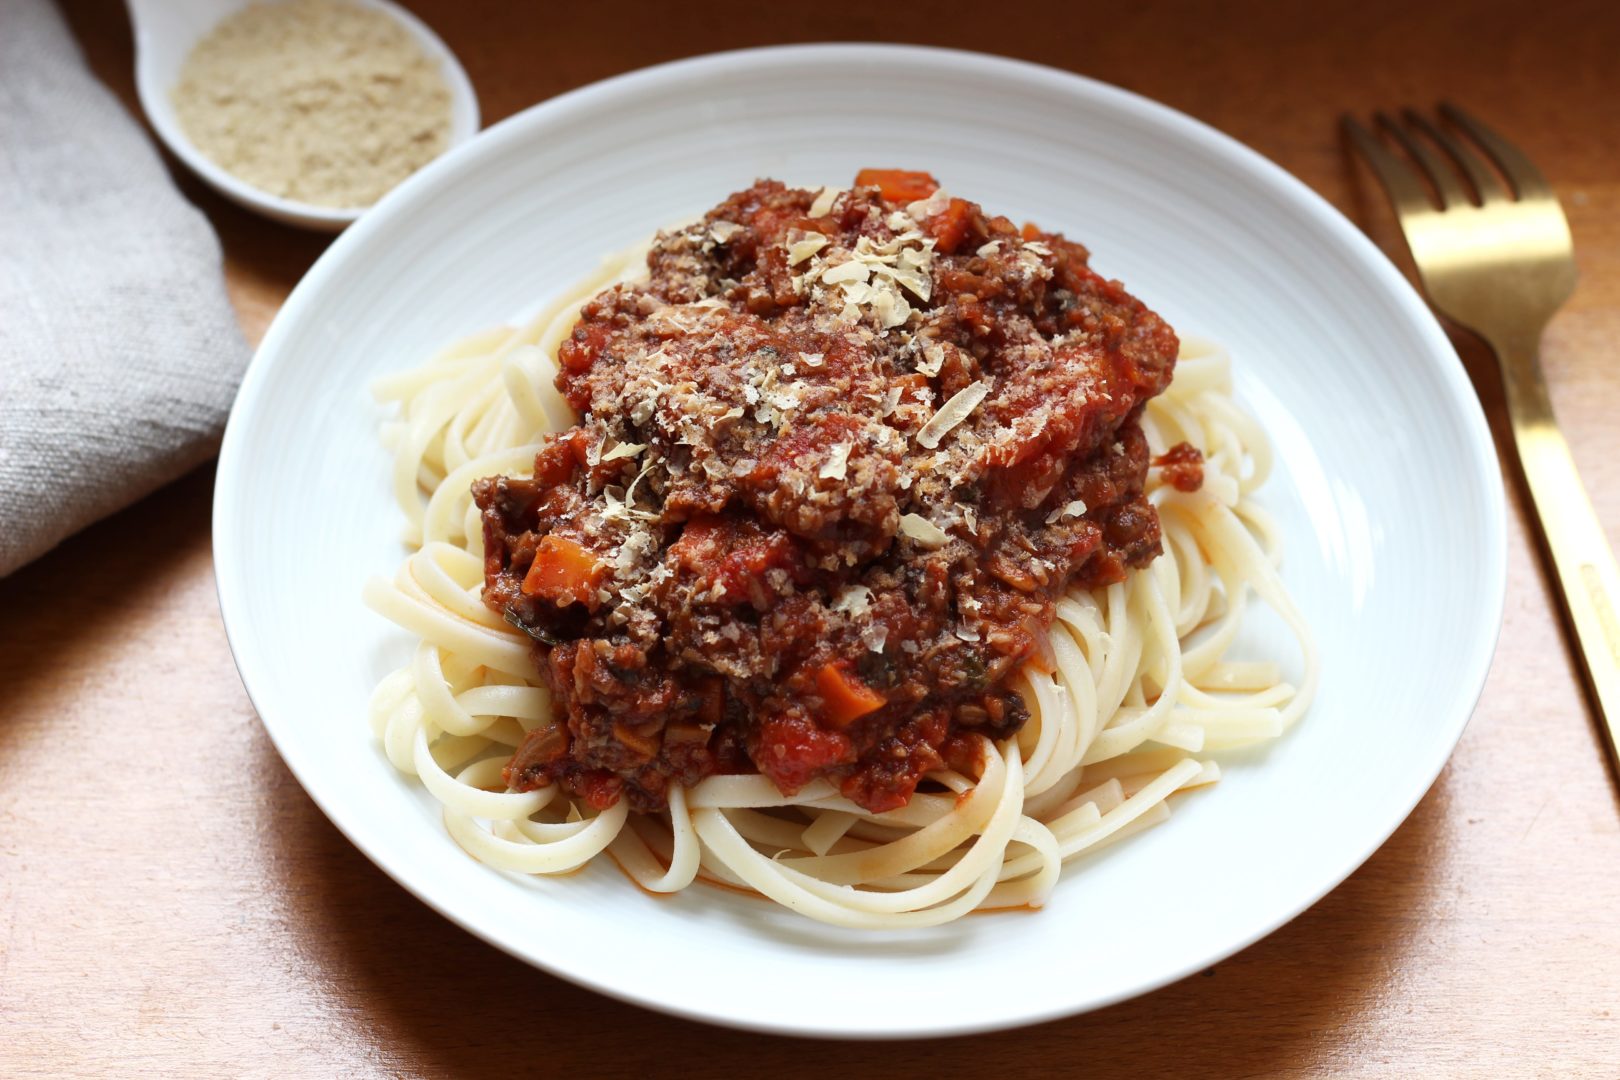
[126,0,480,232]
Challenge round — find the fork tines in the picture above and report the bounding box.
[1342,103,1553,213]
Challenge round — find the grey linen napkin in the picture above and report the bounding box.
[0,0,248,577]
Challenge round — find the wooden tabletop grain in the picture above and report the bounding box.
[6,1,1620,1075]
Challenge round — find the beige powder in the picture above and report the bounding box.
[172,0,453,208]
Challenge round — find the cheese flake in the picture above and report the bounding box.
[832,584,872,616]
[1045,499,1089,524]
[917,343,947,377]
[906,189,952,220]
[869,284,910,329]
[916,380,991,449]
[880,385,903,417]
[786,230,828,266]
[898,513,950,549]
[822,260,870,285]
[819,442,851,481]
[808,186,842,217]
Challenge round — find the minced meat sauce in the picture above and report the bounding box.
[474,170,1193,816]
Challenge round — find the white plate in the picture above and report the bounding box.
[214,45,1504,1037]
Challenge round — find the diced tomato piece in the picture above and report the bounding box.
[671,515,799,605]
[522,534,606,606]
[941,733,985,778]
[854,168,940,204]
[558,321,612,374]
[745,206,797,243]
[895,372,932,404]
[531,443,573,488]
[670,515,723,560]
[575,770,623,811]
[922,198,974,254]
[531,430,590,488]
[1154,442,1206,493]
[838,708,947,813]
[986,441,1064,509]
[816,662,886,728]
[755,714,854,793]
[1020,221,1043,241]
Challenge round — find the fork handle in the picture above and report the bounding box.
[1498,334,1620,774]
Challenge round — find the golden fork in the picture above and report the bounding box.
[1344,104,1620,777]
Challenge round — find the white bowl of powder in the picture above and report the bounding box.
[129,0,480,231]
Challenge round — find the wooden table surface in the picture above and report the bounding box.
[6,1,1620,1075]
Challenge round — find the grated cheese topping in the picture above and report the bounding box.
[820,442,852,481]
[898,513,950,549]
[786,230,829,266]
[917,342,948,377]
[916,381,991,450]
[510,176,1182,723]
[1045,499,1089,524]
[808,186,842,217]
[832,584,873,616]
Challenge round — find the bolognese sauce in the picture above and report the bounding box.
[474,170,1191,815]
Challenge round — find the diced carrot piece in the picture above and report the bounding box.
[1020,221,1043,241]
[854,168,940,204]
[925,198,975,254]
[612,720,661,761]
[522,535,606,606]
[816,662,886,728]
[664,721,711,745]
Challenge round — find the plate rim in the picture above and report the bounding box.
[213,42,1507,1038]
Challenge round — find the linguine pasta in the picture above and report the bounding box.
[362,242,1318,928]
